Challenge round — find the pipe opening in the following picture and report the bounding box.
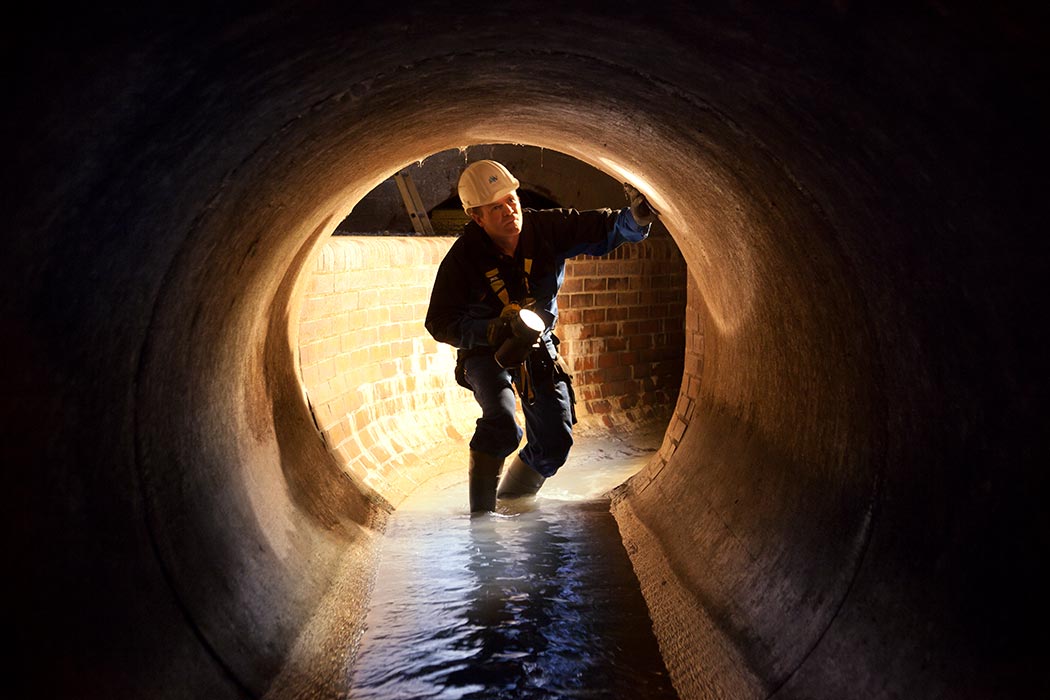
[293,144,690,509]
[131,50,869,695]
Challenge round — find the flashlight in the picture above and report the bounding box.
[494,308,545,368]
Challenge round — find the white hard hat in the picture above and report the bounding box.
[458,160,520,212]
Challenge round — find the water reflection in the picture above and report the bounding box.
[446,512,583,697]
[350,476,677,699]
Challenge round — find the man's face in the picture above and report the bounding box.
[472,192,523,246]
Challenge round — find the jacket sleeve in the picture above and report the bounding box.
[424,245,494,350]
[537,207,650,259]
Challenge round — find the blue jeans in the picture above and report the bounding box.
[462,352,575,478]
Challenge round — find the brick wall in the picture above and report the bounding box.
[559,237,687,433]
[297,235,687,506]
[619,273,705,495]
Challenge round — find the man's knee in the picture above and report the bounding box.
[471,408,522,458]
[524,427,573,477]
[548,429,573,465]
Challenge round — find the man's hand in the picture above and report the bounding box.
[623,182,657,226]
[486,304,521,347]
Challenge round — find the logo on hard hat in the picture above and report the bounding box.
[488,175,499,183]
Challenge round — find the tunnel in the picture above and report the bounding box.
[6,3,1046,699]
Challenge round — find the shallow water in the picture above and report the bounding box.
[349,435,678,699]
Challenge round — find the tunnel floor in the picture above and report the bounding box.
[347,427,678,699]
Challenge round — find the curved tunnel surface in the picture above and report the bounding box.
[7,4,1046,699]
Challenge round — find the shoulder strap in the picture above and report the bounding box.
[477,221,536,307]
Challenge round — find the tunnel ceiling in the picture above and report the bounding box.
[7,3,1048,699]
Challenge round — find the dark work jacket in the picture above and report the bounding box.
[425,207,649,352]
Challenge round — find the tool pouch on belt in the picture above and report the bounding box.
[555,355,578,425]
[516,336,578,425]
[552,337,578,425]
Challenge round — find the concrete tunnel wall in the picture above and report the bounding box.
[6,3,1046,699]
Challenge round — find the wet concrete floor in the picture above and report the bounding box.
[349,428,678,699]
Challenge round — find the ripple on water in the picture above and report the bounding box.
[350,482,678,700]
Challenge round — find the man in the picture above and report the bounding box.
[425,159,656,513]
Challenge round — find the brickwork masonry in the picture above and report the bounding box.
[296,235,688,506]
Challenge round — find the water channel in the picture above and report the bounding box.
[349,427,679,699]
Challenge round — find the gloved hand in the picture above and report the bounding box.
[623,182,657,226]
[486,304,521,347]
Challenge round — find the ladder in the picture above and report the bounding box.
[393,170,434,234]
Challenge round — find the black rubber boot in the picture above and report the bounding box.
[496,454,546,499]
[468,451,504,513]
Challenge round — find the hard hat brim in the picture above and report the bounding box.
[462,184,519,213]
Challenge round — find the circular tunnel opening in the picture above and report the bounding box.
[132,45,886,697]
[292,144,689,509]
[124,36,890,697]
